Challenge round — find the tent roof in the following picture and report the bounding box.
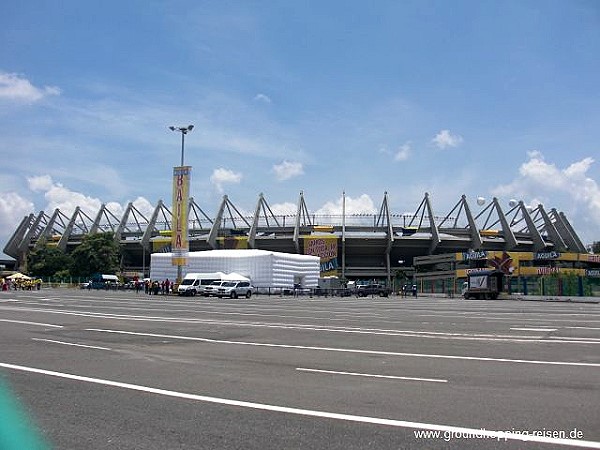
[221,272,250,281]
[6,273,31,280]
[154,249,320,262]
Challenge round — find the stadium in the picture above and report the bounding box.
[4,191,598,295]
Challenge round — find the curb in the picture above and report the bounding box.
[513,297,600,304]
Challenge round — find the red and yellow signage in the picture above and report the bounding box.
[454,250,591,278]
[171,166,191,266]
[303,235,339,276]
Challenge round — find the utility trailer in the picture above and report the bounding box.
[463,270,505,300]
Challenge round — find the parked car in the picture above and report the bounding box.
[203,280,228,297]
[215,280,253,299]
[356,283,390,297]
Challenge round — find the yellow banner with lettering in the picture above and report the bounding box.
[171,166,191,266]
[303,235,339,276]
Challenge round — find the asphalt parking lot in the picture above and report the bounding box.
[1,289,599,449]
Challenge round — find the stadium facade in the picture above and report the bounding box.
[4,191,597,293]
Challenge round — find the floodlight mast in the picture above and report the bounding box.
[169,125,194,166]
[169,124,194,284]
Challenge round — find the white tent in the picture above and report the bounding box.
[7,273,31,280]
[151,249,319,288]
[221,272,250,281]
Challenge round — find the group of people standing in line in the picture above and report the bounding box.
[141,279,172,295]
[1,277,42,291]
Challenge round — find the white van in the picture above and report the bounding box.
[177,272,223,296]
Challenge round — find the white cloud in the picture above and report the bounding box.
[272,160,304,181]
[515,150,564,188]
[210,168,243,192]
[0,72,60,103]
[27,175,54,192]
[0,191,35,254]
[26,175,155,224]
[316,194,377,215]
[269,202,297,215]
[56,164,128,199]
[432,129,463,149]
[395,142,411,161]
[1,176,164,255]
[267,195,378,219]
[563,156,594,178]
[104,201,125,219]
[378,141,411,161]
[253,93,272,104]
[28,175,102,216]
[492,152,600,244]
[131,196,156,219]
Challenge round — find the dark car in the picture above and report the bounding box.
[356,283,390,297]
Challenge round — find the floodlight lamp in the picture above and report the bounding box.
[169,126,176,131]
[187,125,194,131]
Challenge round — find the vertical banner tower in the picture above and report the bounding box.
[171,166,191,279]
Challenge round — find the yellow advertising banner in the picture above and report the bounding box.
[518,267,585,277]
[217,236,249,249]
[584,254,600,263]
[454,251,594,278]
[152,237,171,252]
[171,166,191,266]
[457,267,586,278]
[303,235,339,276]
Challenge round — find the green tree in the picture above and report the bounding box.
[27,241,74,278]
[592,241,600,254]
[70,232,120,277]
[54,269,72,282]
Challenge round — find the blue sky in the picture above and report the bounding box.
[1,0,599,257]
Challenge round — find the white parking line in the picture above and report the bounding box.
[548,336,600,342]
[31,338,111,351]
[510,328,558,332]
[418,314,600,324]
[296,368,447,383]
[566,326,600,331]
[86,328,600,368]
[0,319,63,328]
[0,362,597,448]
[3,305,598,344]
